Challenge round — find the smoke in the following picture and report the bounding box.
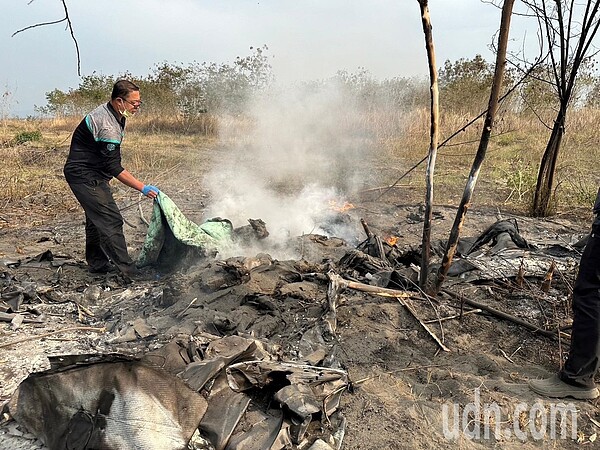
[204,80,374,258]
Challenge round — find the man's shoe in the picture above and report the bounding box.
[528,374,599,400]
[120,266,155,282]
[88,264,117,275]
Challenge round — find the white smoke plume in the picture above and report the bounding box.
[204,81,374,258]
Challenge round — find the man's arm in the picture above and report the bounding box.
[116,169,159,199]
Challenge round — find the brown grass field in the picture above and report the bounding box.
[1,107,598,230]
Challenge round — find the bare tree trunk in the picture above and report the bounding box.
[532,105,566,216]
[430,0,515,295]
[525,0,600,217]
[417,0,440,288]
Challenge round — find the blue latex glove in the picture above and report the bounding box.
[142,185,160,197]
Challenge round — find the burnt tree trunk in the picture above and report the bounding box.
[531,104,566,216]
[417,0,440,288]
[525,0,600,217]
[430,0,515,295]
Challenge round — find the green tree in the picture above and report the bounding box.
[438,55,495,114]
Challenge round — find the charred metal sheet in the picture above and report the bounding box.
[198,374,251,450]
[225,409,284,450]
[8,359,208,450]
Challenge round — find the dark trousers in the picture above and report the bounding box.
[561,220,600,388]
[68,180,136,274]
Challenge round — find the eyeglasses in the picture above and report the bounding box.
[120,98,143,107]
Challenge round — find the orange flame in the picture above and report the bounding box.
[386,236,398,246]
[329,200,355,213]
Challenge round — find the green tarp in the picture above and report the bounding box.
[137,192,234,268]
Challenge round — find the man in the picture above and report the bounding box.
[529,188,600,399]
[64,79,159,279]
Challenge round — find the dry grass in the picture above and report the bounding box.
[0,107,598,228]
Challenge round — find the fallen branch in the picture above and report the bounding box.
[122,215,137,229]
[499,348,515,364]
[177,297,197,318]
[332,276,411,299]
[400,297,450,352]
[442,289,569,341]
[423,308,482,324]
[328,273,450,352]
[359,184,409,194]
[0,326,106,349]
[330,363,448,397]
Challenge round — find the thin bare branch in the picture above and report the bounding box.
[12,0,81,76]
[60,0,81,76]
[12,18,66,37]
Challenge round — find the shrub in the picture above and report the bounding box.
[13,130,42,145]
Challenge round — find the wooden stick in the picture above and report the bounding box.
[177,297,197,318]
[442,289,569,341]
[360,218,374,239]
[344,279,411,299]
[0,326,106,349]
[400,297,451,352]
[359,185,409,194]
[122,215,137,229]
[423,308,482,324]
[328,273,450,352]
[327,363,449,401]
[499,348,515,364]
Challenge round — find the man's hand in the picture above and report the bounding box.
[142,185,160,199]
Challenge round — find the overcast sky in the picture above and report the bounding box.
[2,1,533,117]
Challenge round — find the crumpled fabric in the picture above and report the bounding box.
[137,192,234,267]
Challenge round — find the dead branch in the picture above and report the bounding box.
[12,0,81,75]
[400,297,450,352]
[347,281,410,298]
[360,218,374,239]
[423,308,482,324]
[442,289,569,341]
[328,272,450,352]
[359,184,409,195]
[331,363,448,396]
[122,215,137,229]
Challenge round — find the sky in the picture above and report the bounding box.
[0,0,532,117]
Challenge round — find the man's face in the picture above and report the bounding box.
[118,91,142,116]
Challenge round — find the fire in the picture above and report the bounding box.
[386,236,398,246]
[328,200,355,213]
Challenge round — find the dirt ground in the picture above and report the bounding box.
[1,158,599,449]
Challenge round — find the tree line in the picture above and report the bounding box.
[38,49,600,121]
